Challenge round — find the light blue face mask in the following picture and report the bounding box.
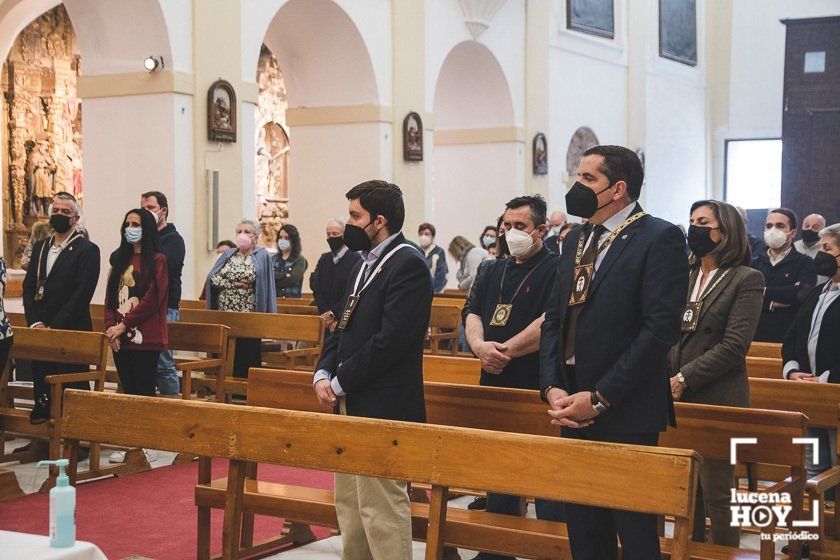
[277,239,291,252]
[482,235,496,248]
[124,226,142,244]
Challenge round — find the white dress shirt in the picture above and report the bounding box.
[313,232,402,396]
[768,246,792,267]
[332,246,348,265]
[690,269,719,302]
[783,281,840,381]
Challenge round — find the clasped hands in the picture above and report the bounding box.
[546,387,598,429]
[104,322,126,352]
[789,371,820,383]
[474,340,512,374]
[314,379,337,406]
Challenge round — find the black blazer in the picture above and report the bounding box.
[544,235,561,254]
[315,233,433,422]
[782,283,840,382]
[540,204,689,435]
[23,234,100,331]
[310,249,362,318]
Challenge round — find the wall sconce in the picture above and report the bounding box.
[144,56,164,73]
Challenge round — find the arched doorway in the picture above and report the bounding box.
[2,3,81,268]
[255,44,290,248]
[432,41,518,280]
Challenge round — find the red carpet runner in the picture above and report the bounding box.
[0,460,334,559]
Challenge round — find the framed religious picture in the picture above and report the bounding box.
[208,79,237,142]
[403,112,423,161]
[567,0,615,39]
[533,133,548,175]
[659,0,697,66]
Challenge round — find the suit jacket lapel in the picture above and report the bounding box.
[696,268,737,322]
[46,233,81,281]
[365,233,407,290]
[588,212,645,297]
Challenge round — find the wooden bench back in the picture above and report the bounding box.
[747,356,783,379]
[167,322,229,354]
[422,355,481,385]
[247,368,805,471]
[278,295,314,306]
[749,378,840,430]
[5,327,108,369]
[429,304,461,330]
[61,389,699,520]
[178,299,206,310]
[432,297,465,309]
[276,304,319,316]
[178,309,323,344]
[749,342,782,359]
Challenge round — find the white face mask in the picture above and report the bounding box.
[506,228,537,257]
[419,234,433,248]
[764,227,789,250]
[550,226,563,236]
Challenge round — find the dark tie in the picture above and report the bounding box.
[564,224,606,360]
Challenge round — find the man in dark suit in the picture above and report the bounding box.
[540,145,688,559]
[23,192,100,424]
[313,180,432,560]
[309,218,361,335]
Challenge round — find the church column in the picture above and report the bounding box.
[525,0,550,198]
[392,0,429,232]
[192,0,257,288]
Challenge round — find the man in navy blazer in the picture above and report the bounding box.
[313,180,432,560]
[540,145,688,559]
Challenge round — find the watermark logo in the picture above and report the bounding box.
[729,437,819,542]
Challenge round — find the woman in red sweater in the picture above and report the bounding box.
[104,208,169,397]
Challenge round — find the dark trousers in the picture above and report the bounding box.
[113,349,160,397]
[0,337,12,376]
[32,359,90,408]
[233,337,261,378]
[475,493,567,560]
[562,429,661,560]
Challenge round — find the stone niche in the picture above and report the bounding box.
[2,5,82,269]
[255,44,289,249]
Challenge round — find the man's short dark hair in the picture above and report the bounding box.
[505,195,547,228]
[345,180,405,234]
[768,208,798,230]
[142,190,168,210]
[418,222,436,237]
[583,145,644,200]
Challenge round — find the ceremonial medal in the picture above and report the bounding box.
[681,301,702,332]
[337,294,359,330]
[490,304,513,326]
[35,284,45,301]
[568,264,593,306]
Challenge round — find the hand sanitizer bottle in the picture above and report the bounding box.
[37,459,76,548]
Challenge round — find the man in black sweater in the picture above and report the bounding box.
[141,191,185,396]
[309,218,361,335]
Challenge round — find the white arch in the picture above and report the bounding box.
[243,0,381,107]
[433,40,515,130]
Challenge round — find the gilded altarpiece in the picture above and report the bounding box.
[255,45,290,249]
[2,5,82,268]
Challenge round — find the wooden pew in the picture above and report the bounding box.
[423,355,481,385]
[426,304,461,355]
[747,357,784,379]
[60,389,701,560]
[5,278,23,298]
[442,289,469,297]
[196,368,799,559]
[750,378,840,554]
[167,322,230,400]
[749,342,783,360]
[276,304,319,316]
[177,308,324,397]
[278,295,315,306]
[0,327,149,489]
[178,299,207,310]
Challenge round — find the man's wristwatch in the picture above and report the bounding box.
[590,391,609,416]
[676,372,686,385]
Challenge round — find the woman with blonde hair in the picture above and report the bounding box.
[449,235,490,292]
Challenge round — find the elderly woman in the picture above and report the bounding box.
[448,236,490,293]
[205,218,276,378]
[669,200,765,547]
[784,223,840,488]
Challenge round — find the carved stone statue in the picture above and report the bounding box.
[27,141,56,216]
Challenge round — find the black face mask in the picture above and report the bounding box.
[343,218,377,252]
[802,229,820,245]
[327,236,344,253]
[49,214,72,234]
[813,250,839,278]
[687,225,720,259]
[565,181,615,219]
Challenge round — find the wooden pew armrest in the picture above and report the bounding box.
[428,332,458,341]
[761,476,800,496]
[281,348,319,358]
[179,358,223,373]
[807,466,840,494]
[45,371,103,385]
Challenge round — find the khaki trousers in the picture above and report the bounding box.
[335,398,413,560]
[692,457,740,547]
